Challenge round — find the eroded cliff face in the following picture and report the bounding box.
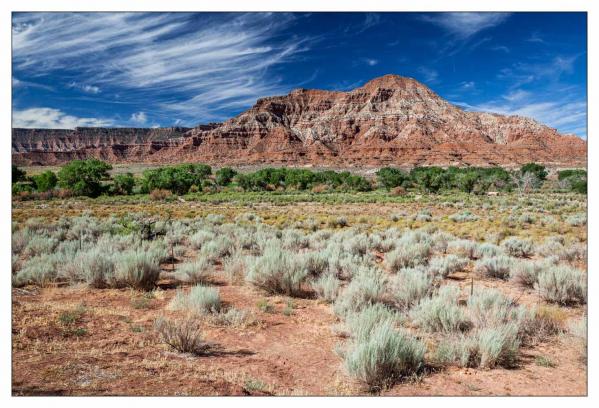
[12,75,586,167]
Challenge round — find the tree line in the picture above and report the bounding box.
[12,159,586,198]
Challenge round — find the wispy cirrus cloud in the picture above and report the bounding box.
[12,13,312,123]
[417,67,439,84]
[12,107,113,128]
[421,13,511,40]
[68,82,101,94]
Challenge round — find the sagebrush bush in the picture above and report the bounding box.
[510,259,552,288]
[223,253,247,284]
[190,230,216,250]
[200,236,235,262]
[111,250,161,290]
[467,289,526,328]
[474,256,514,280]
[473,243,505,259]
[386,243,431,271]
[344,321,425,390]
[476,323,520,368]
[312,272,341,303]
[246,243,308,296]
[449,211,479,222]
[501,237,534,258]
[537,265,587,305]
[13,253,61,286]
[175,258,212,284]
[410,285,471,333]
[345,303,399,341]
[566,212,587,226]
[389,267,433,310]
[333,266,386,317]
[169,284,221,314]
[427,255,468,279]
[154,316,211,355]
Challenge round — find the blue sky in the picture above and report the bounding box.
[12,12,587,138]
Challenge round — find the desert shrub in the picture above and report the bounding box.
[427,255,468,279]
[476,323,520,368]
[23,235,58,257]
[566,213,587,226]
[71,248,115,288]
[189,230,216,250]
[205,214,225,225]
[169,285,221,314]
[149,189,172,201]
[410,285,470,332]
[223,253,247,284]
[246,243,308,296]
[111,250,161,290]
[200,236,235,262]
[467,289,526,328]
[473,243,504,259]
[176,258,212,284]
[57,159,112,197]
[537,265,586,305]
[154,316,211,355]
[434,335,478,367]
[210,308,253,327]
[386,243,431,271]
[449,211,478,222]
[31,171,58,192]
[389,267,433,310]
[282,229,310,250]
[474,256,514,280]
[510,259,551,288]
[329,216,349,228]
[13,253,62,286]
[312,272,341,302]
[111,173,135,195]
[333,266,386,317]
[299,251,329,276]
[415,210,432,222]
[501,237,534,258]
[345,303,399,341]
[521,305,567,344]
[447,239,477,259]
[343,321,425,391]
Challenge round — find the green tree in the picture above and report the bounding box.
[111,173,135,195]
[215,167,237,186]
[12,165,26,183]
[376,167,409,190]
[32,171,58,192]
[520,163,547,180]
[141,164,212,195]
[57,159,112,197]
[410,167,448,193]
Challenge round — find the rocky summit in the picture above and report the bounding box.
[12,75,586,167]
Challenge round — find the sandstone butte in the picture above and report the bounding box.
[12,75,587,168]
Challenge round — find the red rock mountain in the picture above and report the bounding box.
[12,75,586,167]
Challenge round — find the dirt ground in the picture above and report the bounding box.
[12,267,587,396]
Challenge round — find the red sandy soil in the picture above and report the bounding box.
[12,264,586,396]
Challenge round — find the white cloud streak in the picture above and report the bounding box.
[12,13,311,122]
[130,111,147,124]
[421,13,511,39]
[13,107,113,128]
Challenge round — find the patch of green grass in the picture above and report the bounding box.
[256,298,274,313]
[535,355,556,368]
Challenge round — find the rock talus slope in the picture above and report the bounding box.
[12,75,586,167]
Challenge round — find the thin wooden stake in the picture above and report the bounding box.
[470,276,474,296]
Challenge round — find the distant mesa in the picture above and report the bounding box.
[12,75,586,167]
